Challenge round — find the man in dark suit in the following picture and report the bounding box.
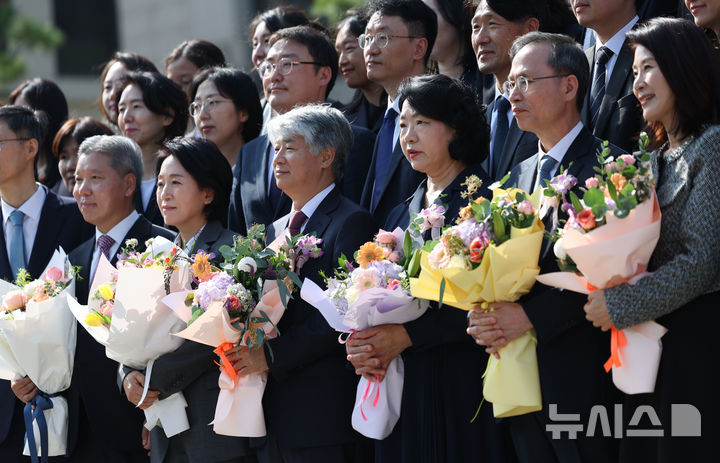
[228,25,375,235]
[358,0,437,227]
[65,135,174,462]
[471,0,541,181]
[228,105,376,462]
[0,106,93,463]
[469,33,623,463]
[572,0,644,153]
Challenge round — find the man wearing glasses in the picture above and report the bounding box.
[359,0,437,227]
[468,32,624,463]
[228,25,375,235]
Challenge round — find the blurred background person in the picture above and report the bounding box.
[165,39,227,102]
[685,0,720,42]
[422,0,477,83]
[98,51,159,127]
[116,71,188,226]
[52,117,114,196]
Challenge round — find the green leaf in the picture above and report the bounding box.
[277,280,291,309]
[492,210,506,242]
[407,250,421,278]
[187,307,205,326]
[488,172,511,190]
[403,230,413,260]
[438,278,446,309]
[583,187,605,208]
[423,240,439,252]
[287,271,302,289]
[570,191,584,213]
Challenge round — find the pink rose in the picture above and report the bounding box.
[388,251,402,263]
[517,200,535,216]
[100,300,114,317]
[576,209,597,231]
[43,267,64,282]
[604,162,618,173]
[427,243,451,269]
[1,290,27,312]
[618,154,636,166]
[376,230,397,247]
[585,177,599,189]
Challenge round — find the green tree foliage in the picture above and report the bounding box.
[310,0,366,26]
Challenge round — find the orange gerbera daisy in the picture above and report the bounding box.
[356,242,384,268]
[192,251,215,282]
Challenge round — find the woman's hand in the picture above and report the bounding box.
[346,325,412,381]
[225,345,269,376]
[584,290,613,331]
[122,371,160,409]
[10,377,37,404]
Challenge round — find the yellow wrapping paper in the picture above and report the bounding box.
[409,188,545,417]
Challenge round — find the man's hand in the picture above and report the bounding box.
[10,377,37,403]
[584,290,612,331]
[225,345,269,376]
[472,302,533,355]
[122,371,160,409]
[346,324,412,381]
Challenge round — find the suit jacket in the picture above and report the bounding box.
[65,216,174,456]
[581,41,644,153]
[483,99,539,181]
[507,126,625,412]
[360,132,425,229]
[135,220,250,463]
[263,187,377,449]
[0,189,93,445]
[134,184,165,228]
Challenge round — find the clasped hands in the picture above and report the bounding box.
[345,324,412,382]
[466,301,533,357]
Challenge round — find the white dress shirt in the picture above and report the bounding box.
[536,121,584,179]
[2,184,47,261]
[595,16,639,86]
[387,96,402,149]
[89,210,140,280]
[140,178,156,212]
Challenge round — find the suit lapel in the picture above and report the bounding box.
[0,212,11,281]
[73,238,95,304]
[111,217,152,266]
[482,102,494,175]
[581,45,595,127]
[497,119,525,179]
[516,154,539,193]
[594,43,633,136]
[26,192,59,278]
[194,220,224,253]
[374,142,405,209]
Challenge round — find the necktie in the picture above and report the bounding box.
[287,210,308,237]
[268,144,283,212]
[371,107,398,212]
[491,96,512,178]
[97,234,115,261]
[535,155,558,192]
[8,210,26,278]
[590,46,613,130]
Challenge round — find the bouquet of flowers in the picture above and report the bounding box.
[536,134,666,394]
[163,224,303,437]
[67,236,192,437]
[301,220,430,439]
[410,175,545,418]
[0,249,76,461]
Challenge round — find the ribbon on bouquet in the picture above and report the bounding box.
[359,376,381,421]
[23,390,59,463]
[604,327,628,372]
[214,342,237,385]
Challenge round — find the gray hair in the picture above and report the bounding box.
[266,104,352,182]
[510,32,588,113]
[78,135,143,189]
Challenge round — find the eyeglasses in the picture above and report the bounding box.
[503,74,571,96]
[358,32,419,49]
[188,98,231,117]
[0,138,29,152]
[258,58,323,78]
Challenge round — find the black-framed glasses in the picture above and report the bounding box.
[189,98,231,117]
[258,58,323,78]
[0,138,29,152]
[358,32,419,49]
[503,74,571,96]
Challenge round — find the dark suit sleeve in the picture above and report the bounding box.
[404,303,475,351]
[520,283,589,342]
[228,147,247,235]
[148,340,216,400]
[341,126,375,204]
[264,210,377,383]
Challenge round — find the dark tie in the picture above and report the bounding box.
[8,210,26,277]
[535,155,558,192]
[267,144,283,212]
[97,234,115,261]
[287,210,308,237]
[491,96,511,178]
[371,107,398,212]
[590,46,613,130]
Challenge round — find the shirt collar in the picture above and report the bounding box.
[1,184,47,225]
[95,210,140,249]
[387,96,401,116]
[538,121,584,165]
[295,183,335,222]
[597,15,639,56]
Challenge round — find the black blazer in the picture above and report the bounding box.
[65,216,174,456]
[341,92,386,134]
[135,184,165,228]
[360,132,425,229]
[507,127,625,412]
[482,99,539,181]
[581,42,644,153]
[0,189,92,446]
[263,187,377,449]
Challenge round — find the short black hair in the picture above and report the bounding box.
[336,8,371,39]
[117,71,189,142]
[366,0,438,66]
[398,74,489,164]
[510,32,588,113]
[0,105,46,146]
[269,26,339,97]
[249,5,312,40]
[158,137,233,226]
[189,67,263,143]
[165,40,227,71]
[52,117,114,159]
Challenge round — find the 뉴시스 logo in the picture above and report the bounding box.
[546,403,701,439]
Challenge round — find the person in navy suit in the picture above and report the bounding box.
[65,135,174,462]
[0,106,93,463]
[468,33,624,463]
[228,105,376,462]
[359,0,437,227]
[228,26,375,235]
